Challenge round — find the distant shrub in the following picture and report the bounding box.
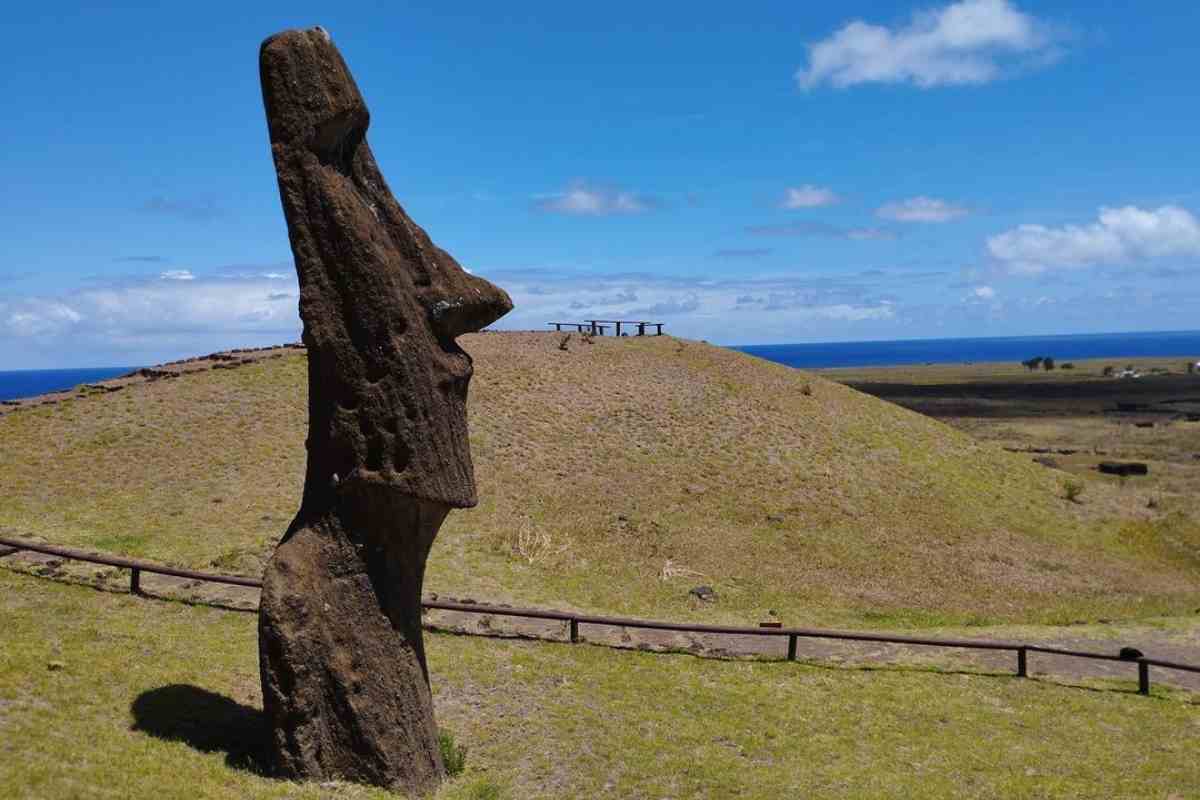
[1102,365,1115,377]
[1060,362,1075,370]
[800,383,813,396]
[1021,357,1043,371]
[1060,478,1085,503]
[1042,356,1055,371]
[439,730,468,777]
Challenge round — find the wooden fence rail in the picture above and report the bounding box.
[2,534,1196,696]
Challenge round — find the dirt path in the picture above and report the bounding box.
[4,548,1198,695]
[422,607,1200,694]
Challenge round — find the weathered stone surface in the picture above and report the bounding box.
[256,27,511,794]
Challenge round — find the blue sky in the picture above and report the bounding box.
[2,1,1199,368]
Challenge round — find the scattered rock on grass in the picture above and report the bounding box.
[1098,462,1149,476]
[689,585,717,603]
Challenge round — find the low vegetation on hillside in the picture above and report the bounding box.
[0,334,1197,627]
[824,356,1200,549]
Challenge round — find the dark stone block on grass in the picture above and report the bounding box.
[1098,462,1149,477]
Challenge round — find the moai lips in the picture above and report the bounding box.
[256,27,511,794]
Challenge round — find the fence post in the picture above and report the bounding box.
[1138,661,1150,695]
[130,567,142,596]
[787,634,797,661]
[569,619,579,644]
[1017,647,1027,678]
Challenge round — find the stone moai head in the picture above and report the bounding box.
[259,28,512,514]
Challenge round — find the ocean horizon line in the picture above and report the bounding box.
[730,328,1200,350]
[733,329,1200,371]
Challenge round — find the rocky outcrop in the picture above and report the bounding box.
[256,27,511,794]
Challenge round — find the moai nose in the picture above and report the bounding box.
[425,256,513,341]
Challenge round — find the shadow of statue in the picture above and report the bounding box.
[131,684,269,772]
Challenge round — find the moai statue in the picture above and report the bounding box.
[257,27,511,793]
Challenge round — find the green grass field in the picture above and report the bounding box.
[3,569,1198,800]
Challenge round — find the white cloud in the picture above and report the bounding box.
[808,303,894,321]
[747,221,899,240]
[987,205,1200,274]
[0,274,301,343]
[972,285,996,299]
[796,0,1059,90]
[846,227,898,241]
[781,185,839,209]
[628,296,701,316]
[568,288,639,310]
[534,181,655,216]
[877,196,969,222]
[3,301,82,337]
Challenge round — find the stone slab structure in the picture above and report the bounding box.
[256,26,511,793]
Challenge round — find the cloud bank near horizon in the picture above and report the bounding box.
[3,255,1197,369]
[0,266,912,366]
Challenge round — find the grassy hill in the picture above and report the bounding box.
[1,332,1197,627]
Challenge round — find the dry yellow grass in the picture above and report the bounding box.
[1,333,1197,627]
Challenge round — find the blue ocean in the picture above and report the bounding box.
[0,367,136,402]
[734,330,1200,370]
[2,330,1199,401]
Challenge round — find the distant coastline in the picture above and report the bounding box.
[733,330,1200,371]
[0,367,136,402]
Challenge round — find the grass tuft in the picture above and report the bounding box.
[1060,478,1086,503]
[439,730,468,778]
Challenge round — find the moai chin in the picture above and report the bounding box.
[256,27,511,794]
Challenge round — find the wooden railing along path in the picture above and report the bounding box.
[3,534,1198,696]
